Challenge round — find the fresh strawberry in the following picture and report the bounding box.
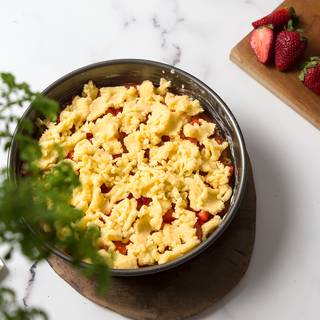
[275,25,307,71]
[252,7,297,30]
[250,26,275,64]
[299,57,320,96]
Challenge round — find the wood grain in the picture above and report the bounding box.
[48,159,256,320]
[230,0,320,129]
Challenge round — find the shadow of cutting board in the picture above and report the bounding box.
[230,0,320,129]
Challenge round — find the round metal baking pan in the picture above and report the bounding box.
[8,59,247,277]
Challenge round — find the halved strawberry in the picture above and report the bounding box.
[250,26,275,64]
[299,57,320,96]
[252,7,297,30]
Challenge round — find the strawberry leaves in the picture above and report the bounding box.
[299,57,320,95]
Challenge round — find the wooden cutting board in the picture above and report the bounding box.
[230,0,320,129]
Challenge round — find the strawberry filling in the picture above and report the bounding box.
[117,131,128,153]
[141,196,152,206]
[218,209,227,218]
[186,137,198,144]
[215,137,223,144]
[67,150,74,160]
[194,210,213,239]
[163,209,175,224]
[161,135,170,142]
[137,196,152,210]
[194,221,203,240]
[86,132,93,141]
[113,241,128,255]
[100,183,111,194]
[144,149,150,159]
[107,107,123,116]
[124,83,137,89]
[197,211,210,224]
[191,118,201,125]
[178,131,197,144]
[118,131,127,141]
[99,216,106,223]
[229,165,234,176]
[70,125,76,134]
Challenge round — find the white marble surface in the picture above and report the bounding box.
[1,0,320,319]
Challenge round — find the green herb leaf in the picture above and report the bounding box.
[32,96,59,122]
[0,72,111,319]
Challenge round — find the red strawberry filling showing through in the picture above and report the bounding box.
[67,149,74,160]
[113,241,129,255]
[197,211,211,224]
[163,209,175,224]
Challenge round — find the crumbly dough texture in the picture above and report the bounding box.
[39,79,233,269]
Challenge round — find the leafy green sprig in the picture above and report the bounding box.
[0,73,110,319]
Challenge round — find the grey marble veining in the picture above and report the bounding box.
[22,262,38,307]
